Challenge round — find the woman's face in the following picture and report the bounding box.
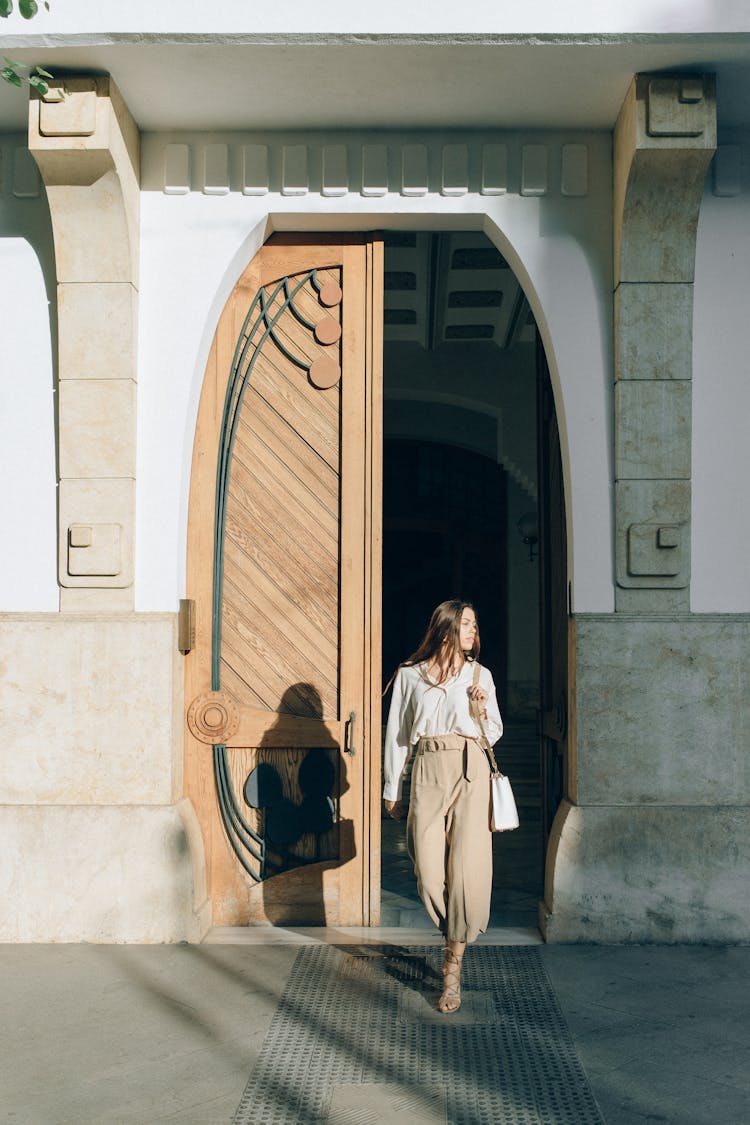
[459,608,477,653]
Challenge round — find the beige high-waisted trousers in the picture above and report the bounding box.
[406,734,493,943]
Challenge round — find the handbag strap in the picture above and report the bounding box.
[469,662,501,776]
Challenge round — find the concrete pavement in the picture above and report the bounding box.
[1,932,749,1124]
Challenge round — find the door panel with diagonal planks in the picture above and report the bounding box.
[185,235,383,926]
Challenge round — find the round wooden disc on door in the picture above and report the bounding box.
[318,280,343,307]
[187,691,240,744]
[309,355,341,389]
[314,318,342,346]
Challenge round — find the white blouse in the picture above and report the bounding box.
[382,661,503,801]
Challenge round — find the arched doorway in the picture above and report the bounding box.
[183,226,567,931]
[379,230,566,929]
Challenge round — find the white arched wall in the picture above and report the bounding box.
[0,138,57,612]
[136,130,614,616]
[692,177,750,611]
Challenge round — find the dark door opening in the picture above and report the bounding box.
[379,230,565,931]
[382,441,508,701]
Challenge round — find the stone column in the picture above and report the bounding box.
[29,76,139,610]
[542,75,730,942]
[613,75,716,611]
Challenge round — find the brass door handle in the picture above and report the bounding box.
[345,711,356,755]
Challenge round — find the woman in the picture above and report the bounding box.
[383,599,503,1013]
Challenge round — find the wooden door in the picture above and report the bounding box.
[185,235,383,927]
[537,334,568,855]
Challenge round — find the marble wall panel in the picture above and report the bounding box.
[0,800,209,943]
[58,379,136,478]
[615,282,693,381]
[543,800,750,942]
[615,380,691,480]
[58,283,138,381]
[574,614,750,805]
[0,614,181,805]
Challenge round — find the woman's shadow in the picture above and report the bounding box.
[246,683,355,926]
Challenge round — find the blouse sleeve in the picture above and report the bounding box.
[478,665,504,746]
[382,667,414,801]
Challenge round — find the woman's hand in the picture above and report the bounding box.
[384,799,404,820]
[468,684,489,714]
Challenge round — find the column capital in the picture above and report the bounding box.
[614,74,716,286]
[28,75,140,286]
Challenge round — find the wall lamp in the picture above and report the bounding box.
[517,511,539,561]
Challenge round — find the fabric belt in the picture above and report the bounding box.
[416,734,483,781]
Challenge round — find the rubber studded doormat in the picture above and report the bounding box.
[233,945,605,1125]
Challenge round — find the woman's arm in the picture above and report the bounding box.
[477,666,504,745]
[382,667,413,802]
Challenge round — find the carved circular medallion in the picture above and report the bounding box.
[314,318,342,346]
[309,356,341,389]
[187,691,239,744]
[318,281,343,307]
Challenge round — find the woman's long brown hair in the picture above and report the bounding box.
[384,599,480,693]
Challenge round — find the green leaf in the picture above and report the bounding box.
[1,66,23,88]
[19,0,39,17]
[29,73,48,94]
[34,66,54,79]
[5,56,29,70]
[0,0,13,18]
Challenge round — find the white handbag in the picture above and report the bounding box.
[490,773,520,833]
[470,663,520,833]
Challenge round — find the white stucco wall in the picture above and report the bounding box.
[0,138,57,612]
[5,128,749,617]
[692,145,750,612]
[136,130,614,614]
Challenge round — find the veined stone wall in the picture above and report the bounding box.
[544,615,750,942]
[0,615,209,942]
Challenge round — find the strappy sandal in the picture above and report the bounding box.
[438,947,463,1013]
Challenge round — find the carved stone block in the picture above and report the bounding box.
[627,522,684,578]
[480,144,507,195]
[58,479,134,589]
[361,144,388,197]
[242,144,268,196]
[203,143,229,196]
[615,480,690,591]
[39,79,98,138]
[647,77,713,139]
[164,142,190,195]
[281,145,307,196]
[521,144,548,196]
[67,523,122,577]
[561,144,588,197]
[402,144,429,196]
[322,145,348,197]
